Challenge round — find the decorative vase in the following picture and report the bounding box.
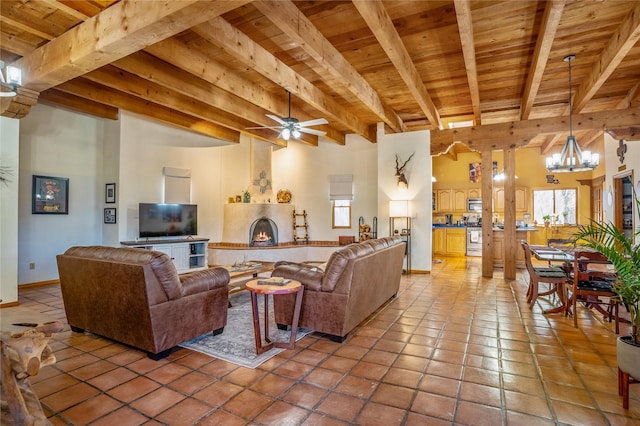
[618,336,640,381]
[243,194,250,203]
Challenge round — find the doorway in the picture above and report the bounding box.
[613,171,634,242]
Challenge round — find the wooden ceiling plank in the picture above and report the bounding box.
[453,0,481,125]
[581,129,603,148]
[39,88,119,119]
[0,15,55,40]
[15,0,250,92]
[193,17,372,141]
[254,0,406,133]
[520,0,565,120]
[38,0,91,21]
[616,82,640,109]
[55,78,242,142]
[540,133,563,155]
[430,108,640,155]
[573,2,640,113]
[353,0,443,130]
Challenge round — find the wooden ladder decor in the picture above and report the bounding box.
[293,210,309,244]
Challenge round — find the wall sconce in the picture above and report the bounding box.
[389,200,411,218]
[0,60,22,97]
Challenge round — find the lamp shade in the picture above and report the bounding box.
[389,200,410,217]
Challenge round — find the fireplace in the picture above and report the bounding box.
[249,217,278,247]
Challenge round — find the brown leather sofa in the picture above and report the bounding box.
[56,246,230,359]
[271,236,405,342]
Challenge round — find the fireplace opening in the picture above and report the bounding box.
[249,217,278,247]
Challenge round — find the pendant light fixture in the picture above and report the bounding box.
[0,60,22,97]
[545,55,600,172]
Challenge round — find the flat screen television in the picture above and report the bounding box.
[139,203,197,238]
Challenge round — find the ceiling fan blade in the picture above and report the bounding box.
[299,127,327,137]
[266,114,286,125]
[297,118,328,127]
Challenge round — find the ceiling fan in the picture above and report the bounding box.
[248,91,328,141]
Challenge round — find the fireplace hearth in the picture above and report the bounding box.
[249,217,278,247]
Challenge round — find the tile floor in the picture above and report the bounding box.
[7,257,640,425]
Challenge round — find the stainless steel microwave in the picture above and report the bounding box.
[467,198,482,212]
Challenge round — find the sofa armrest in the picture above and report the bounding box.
[179,267,230,297]
[272,261,323,292]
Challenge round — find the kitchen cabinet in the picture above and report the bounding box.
[468,188,481,198]
[436,190,452,212]
[453,189,468,212]
[492,231,528,268]
[433,227,465,256]
[493,187,528,212]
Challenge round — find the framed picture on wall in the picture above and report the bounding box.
[104,208,116,224]
[32,175,69,214]
[105,183,116,203]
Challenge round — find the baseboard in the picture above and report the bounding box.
[18,279,60,289]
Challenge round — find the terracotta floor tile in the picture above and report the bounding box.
[167,371,215,395]
[552,400,609,425]
[318,355,358,374]
[294,348,331,365]
[250,372,295,397]
[198,358,238,378]
[155,397,214,425]
[459,381,502,407]
[454,400,503,425]
[253,400,310,425]
[273,359,315,379]
[355,401,407,425]
[505,410,557,425]
[360,349,398,366]
[145,362,193,384]
[107,376,161,403]
[349,361,389,381]
[223,389,273,419]
[40,382,100,412]
[301,412,350,425]
[392,353,429,372]
[383,367,422,388]
[303,367,344,389]
[33,373,81,398]
[370,383,415,410]
[502,372,546,395]
[282,382,328,409]
[193,380,244,406]
[53,352,101,372]
[197,409,247,426]
[87,367,138,391]
[60,393,122,424]
[107,350,146,366]
[90,406,149,426]
[404,411,452,426]
[68,359,118,381]
[504,389,553,419]
[417,374,460,398]
[129,387,186,418]
[334,375,378,399]
[425,359,463,380]
[173,351,215,369]
[223,366,267,387]
[126,357,168,375]
[316,392,365,422]
[411,391,456,421]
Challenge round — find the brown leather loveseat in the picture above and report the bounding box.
[271,236,405,342]
[56,246,230,359]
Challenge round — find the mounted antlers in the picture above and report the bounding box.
[395,153,414,189]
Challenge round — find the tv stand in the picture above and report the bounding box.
[121,238,209,274]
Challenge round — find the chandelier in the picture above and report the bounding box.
[545,55,600,172]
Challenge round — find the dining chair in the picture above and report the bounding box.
[546,238,575,270]
[566,250,620,333]
[521,241,569,310]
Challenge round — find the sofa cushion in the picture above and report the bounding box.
[321,242,375,292]
[63,246,183,300]
[272,261,323,291]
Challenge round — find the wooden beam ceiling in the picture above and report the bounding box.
[454,0,481,125]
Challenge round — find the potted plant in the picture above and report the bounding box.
[242,189,251,203]
[543,214,551,227]
[573,192,640,388]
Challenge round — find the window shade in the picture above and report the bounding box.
[329,174,353,200]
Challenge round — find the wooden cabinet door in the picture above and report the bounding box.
[446,229,466,255]
[436,190,452,212]
[515,187,527,211]
[493,188,505,212]
[468,188,481,198]
[433,228,446,255]
[453,189,467,212]
[492,233,504,265]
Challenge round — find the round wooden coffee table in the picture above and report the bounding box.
[245,279,303,355]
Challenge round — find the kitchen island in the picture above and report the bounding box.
[492,226,538,268]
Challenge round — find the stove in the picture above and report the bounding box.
[466,226,482,256]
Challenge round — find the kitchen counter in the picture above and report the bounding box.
[432,224,467,228]
[492,226,538,232]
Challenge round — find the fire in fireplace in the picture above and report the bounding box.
[249,217,278,247]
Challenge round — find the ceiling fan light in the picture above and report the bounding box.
[292,129,301,139]
[281,128,291,140]
[6,65,21,86]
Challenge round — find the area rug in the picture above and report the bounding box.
[180,291,312,368]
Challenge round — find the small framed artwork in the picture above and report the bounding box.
[32,175,69,214]
[401,229,410,235]
[105,183,116,203]
[104,208,116,224]
[235,195,242,203]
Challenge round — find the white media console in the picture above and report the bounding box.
[121,238,209,274]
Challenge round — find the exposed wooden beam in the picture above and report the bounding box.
[254,0,405,133]
[616,83,640,109]
[453,0,481,125]
[430,108,640,155]
[193,17,371,142]
[572,2,640,113]
[55,78,241,143]
[540,133,563,155]
[39,0,90,21]
[112,52,319,146]
[143,38,345,144]
[520,0,565,120]
[353,0,443,130]
[15,0,250,92]
[0,87,39,119]
[581,129,603,148]
[0,15,55,40]
[39,89,119,120]
[83,66,294,145]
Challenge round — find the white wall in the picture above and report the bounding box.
[18,104,106,285]
[377,127,432,272]
[1,117,20,303]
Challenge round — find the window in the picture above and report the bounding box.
[332,200,351,228]
[533,188,577,224]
